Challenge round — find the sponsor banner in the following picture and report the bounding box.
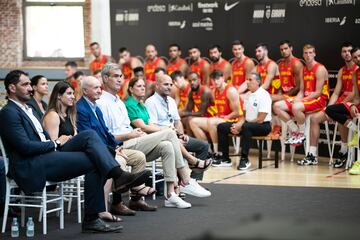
[299,0,322,7]
[192,17,213,31]
[224,1,240,11]
[197,1,219,13]
[147,4,166,12]
[326,0,356,6]
[115,9,139,25]
[325,16,347,25]
[355,17,360,23]
[253,3,286,24]
[168,20,186,29]
[168,3,193,12]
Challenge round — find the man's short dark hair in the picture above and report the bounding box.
[65,61,77,68]
[118,47,128,54]
[209,44,222,52]
[188,71,199,79]
[232,40,244,47]
[154,67,166,74]
[351,47,360,55]
[169,44,181,51]
[255,43,268,50]
[188,46,200,51]
[4,70,28,94]
[209,69,223,79]
[73,71,84,80]
[89,42,99,48]
[170,70,183,80]
[342,41,353,49]
[279,40,292,48]
[133,66,144,74]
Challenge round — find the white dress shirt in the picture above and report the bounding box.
[244,87,272,122]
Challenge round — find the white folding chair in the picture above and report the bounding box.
[1,138,64,235]
[63,176,84,223]
[150,159,165,200]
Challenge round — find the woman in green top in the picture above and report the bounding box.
[125,78,212,171]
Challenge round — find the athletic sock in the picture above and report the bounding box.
[286,119,298,132]
[340,142,348,154]
[298,123,305,133]
[213,143,218,153]
[309,146,318,157]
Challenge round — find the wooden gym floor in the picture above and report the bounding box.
[201,149,360,189]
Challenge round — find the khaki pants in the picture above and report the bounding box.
[116,149,146,174]
[123,128,184,182]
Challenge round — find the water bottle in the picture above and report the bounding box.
[26,217,34,237]
[11,217,19,238]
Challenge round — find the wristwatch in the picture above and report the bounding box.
[55,139,61,149]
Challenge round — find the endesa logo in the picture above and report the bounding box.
[299,0,322,7]
[147,4,166,13]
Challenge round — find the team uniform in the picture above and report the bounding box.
[256,59,281,94]
[117,61,133,99]
[210,59,231,85]
[342,68,360,111]
[214,85,243,122]
[89,55,109,74]
[334,63,357,104]
[167,58,186,76]
[191,86,216,117]
[278,57,300,95]
[190,58,208,85]
[144,57,162,83]
[286,63,329,113]
[231,57,250,88]
[178,84,191,110]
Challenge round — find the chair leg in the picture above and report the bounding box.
[77,178,81,223]
[330,122,338,166]
[1,184,10,233]
[235,137,241,154]
[281,121,287,161]
[290,145,295,162]
[60,183,64,229]
[21,193,25,227]
[275,141,279,168]
[152,161,156,200]
[42,188,47,235]
[258,140,263,169]
[266,140,272,159]
[324,121,332,165]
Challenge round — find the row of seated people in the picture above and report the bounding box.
[0,67,214,234]
[165,42,359,173]
[67,40,359,173]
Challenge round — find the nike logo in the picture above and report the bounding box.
[224,1,240,11]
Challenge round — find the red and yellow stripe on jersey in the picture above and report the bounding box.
[144,57,162,83]
[192,85,216,117]
[178,84,190,109]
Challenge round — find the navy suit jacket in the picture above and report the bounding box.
[0,100,55,194]
[76,97,120,150]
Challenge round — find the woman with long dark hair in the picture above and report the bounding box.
[27,75,49,121]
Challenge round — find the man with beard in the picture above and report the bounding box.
[189,46,211,86]
[89,42,114,75]
[167,44,188,76]
[209,45,232,87]
[178,72,216,134]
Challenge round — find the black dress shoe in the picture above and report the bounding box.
[110,202,136,216]
[113,170,151,193]
[128,199,157,211]
[82,218,123,233]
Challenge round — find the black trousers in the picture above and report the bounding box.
[217,121,272,158]
[39,130,118,216]
[325,103,350,125]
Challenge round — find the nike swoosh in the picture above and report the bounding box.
[224,1,240,11]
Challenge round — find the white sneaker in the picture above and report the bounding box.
[164,192,191,208]
[180,179,211,198]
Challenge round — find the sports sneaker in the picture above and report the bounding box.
[211,153,222,165]
[348,131,358,147]
[333,152,347,168]
[165,192,191,208]
[212,157,232,167]
[297,153,318,166]
[237,157,251,170]
[291,132,305,146]
[349,162,360,175]
[284,132,297,144]
[180,178,211,198]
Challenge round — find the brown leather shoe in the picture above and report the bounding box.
[110,202,136,216]
[128,199,157,211]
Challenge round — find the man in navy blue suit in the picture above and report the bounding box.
[0,70,151,233]
[77,76,157,213]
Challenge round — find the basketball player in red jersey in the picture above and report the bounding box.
[273,40,303,103]
[89,42,114,75]
[167,44,188,76]
[209,45,232,86]
[190,70,242,155]
[301,42,357,166]
[277,44,329,152]
[326,47,360,174]
[170,70,191,110]
[231,40,255,98]
[188,46,211,86]
[180,72,216,135]
[255,43,281,96]
[117,47,143,99]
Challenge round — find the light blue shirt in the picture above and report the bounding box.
[145,92,180,127]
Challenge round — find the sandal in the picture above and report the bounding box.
[131,186,157,197]
[99,213,123,222]
[189,158,213,172]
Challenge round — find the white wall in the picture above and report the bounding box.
[91,0,112,56]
